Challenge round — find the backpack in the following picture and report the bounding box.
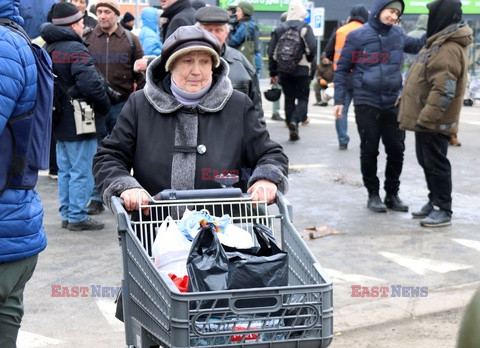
[238,21,259,67]
[275,24,306,74]
[0,19,54,194]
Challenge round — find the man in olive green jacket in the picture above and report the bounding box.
[398,0,473,227]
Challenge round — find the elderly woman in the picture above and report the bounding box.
[93,26,288,212]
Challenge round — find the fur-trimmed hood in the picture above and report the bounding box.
[144,56,233,114]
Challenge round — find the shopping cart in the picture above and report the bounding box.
[111,188,333,348]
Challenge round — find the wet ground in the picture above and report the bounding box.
[17,87,480,347]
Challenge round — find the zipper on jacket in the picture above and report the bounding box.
[106,37,109,83]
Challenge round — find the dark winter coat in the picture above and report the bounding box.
[222,45,263,120]
[41,23,110,141]
[268,20,316,77]
[84,24,145,101]
[93,58,288,208]
[398,23,472,135]
[160,0,196,42]
[316,61,334,84]
[334,0,425,109]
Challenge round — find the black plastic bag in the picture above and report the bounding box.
[187,224,288,292]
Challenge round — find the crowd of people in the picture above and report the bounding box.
[0,0,475,346]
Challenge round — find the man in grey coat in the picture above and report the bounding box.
[195,6,265,124]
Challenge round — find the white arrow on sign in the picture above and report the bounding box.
[379,251,472,275]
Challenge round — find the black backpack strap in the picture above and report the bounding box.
[124,29,136,64]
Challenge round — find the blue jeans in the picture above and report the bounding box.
[336,89,353,145]
[106,101,127,135]
[57,139,97,223]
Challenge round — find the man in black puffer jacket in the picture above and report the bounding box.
[41,3,111,231]
[333,0,425,213]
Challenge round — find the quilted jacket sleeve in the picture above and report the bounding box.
[0,27,36,133]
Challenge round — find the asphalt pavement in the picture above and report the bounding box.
[17,87,480,348]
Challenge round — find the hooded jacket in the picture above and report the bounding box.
[398,23,473,135]
[93,57,288,208]
[268,0,316,77]
[0,0,46,263]
[41,23,111,141]
[160,0,196,42]
[408,14,428,39]
[139,7,162,56]
[334,0,425,109]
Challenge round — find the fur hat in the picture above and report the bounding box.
[161,26,221,72]
[383,1,404,16]
[237,2,254,17]
[96,0,121,16]
[51,3,83,26]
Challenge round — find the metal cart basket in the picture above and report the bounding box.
[111,190,333,348]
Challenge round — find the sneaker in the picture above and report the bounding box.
[384,193,409,212]
[318,101,328,107]
[61,220,68,228]
[288,122,299,141]
[48,172,58,180]
[339,143,348,150]
[420,208,452,227]
[68,217,105,231]
[87,200,105,215]
[367,194,387,213]
[271,113,284,121]
[412,202,433,219]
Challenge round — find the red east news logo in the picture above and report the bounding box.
[351,285,429,297]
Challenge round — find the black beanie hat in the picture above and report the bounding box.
[123,12,135,22]
[51,3,83,26]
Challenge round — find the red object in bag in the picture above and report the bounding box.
[168,274,189,293]
[231,327,259,342]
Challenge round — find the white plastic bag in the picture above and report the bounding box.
[218,224,254,249]
[152,216,191,276]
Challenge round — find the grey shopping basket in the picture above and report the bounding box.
[111,189,333,348]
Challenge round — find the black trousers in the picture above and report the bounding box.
[415,132,452,214]
[355,105,405,195]
[279,75,310,125]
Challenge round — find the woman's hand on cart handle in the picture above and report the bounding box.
[248,180,277,204]
[120,188,151,216]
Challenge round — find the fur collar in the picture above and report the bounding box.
[144,57,233,114]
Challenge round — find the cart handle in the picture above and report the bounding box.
[229,295,283,314]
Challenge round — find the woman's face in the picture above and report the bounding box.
[171,51,213,93]
[236,7,244,20]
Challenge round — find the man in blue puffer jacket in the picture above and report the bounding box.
[139,6,162,56]
[0,0,47,346]
[333,0,425,213]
